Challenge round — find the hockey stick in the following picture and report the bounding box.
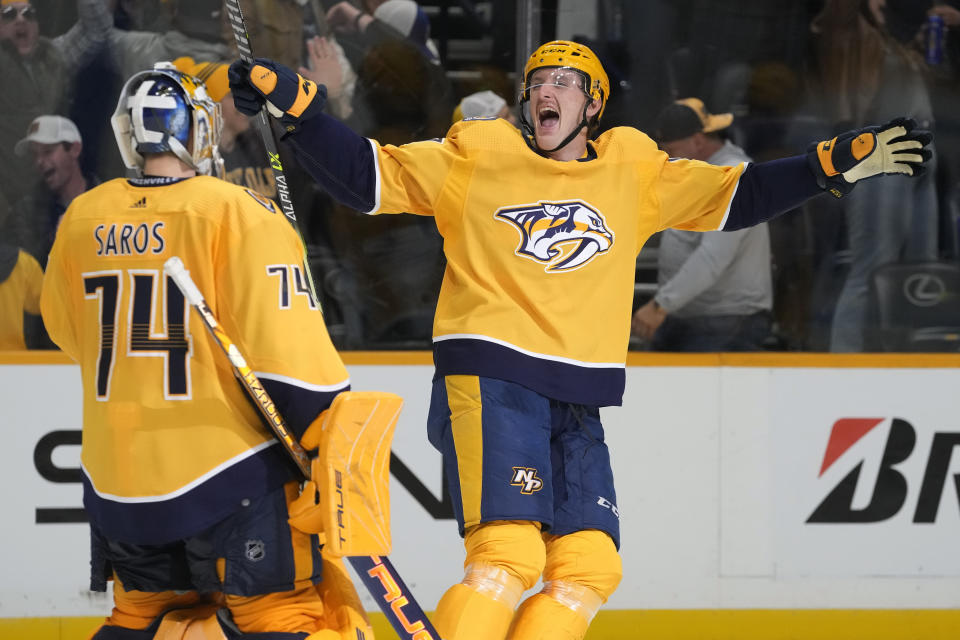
[163,256,442,640]
[222,0,321,305]
[351,555,440,640]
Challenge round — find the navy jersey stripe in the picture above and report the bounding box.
[433,338,626,407]
[82,444,296,544]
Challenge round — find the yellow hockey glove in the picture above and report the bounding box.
[807,117,933,198]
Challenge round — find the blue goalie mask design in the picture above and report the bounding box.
[111,62,223,177]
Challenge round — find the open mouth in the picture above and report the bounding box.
[538,106,559,130]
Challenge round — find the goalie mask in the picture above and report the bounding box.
[111,62,223,177]
[519,40,610,154]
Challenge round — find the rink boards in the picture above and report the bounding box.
[2,351,959,639]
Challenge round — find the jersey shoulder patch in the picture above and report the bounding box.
[244,188,277,213]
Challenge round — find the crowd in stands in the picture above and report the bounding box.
[3,0,960,353]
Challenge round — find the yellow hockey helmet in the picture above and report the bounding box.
[522,40,610,119]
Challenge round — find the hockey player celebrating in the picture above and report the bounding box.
[40,63,366,639]
[228,40,932,640]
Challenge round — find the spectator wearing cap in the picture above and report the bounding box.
[8,115,99,268]
[0,0,111,205]
[452,89,518,127]
[631,98,774,351]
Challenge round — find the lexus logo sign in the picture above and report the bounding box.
[903,273,946,307]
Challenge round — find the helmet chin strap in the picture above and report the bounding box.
[521,98,592,156]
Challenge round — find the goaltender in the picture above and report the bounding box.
[40,63,365,639]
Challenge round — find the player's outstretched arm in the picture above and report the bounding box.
[719,117,933,231]
[807,117,933,198]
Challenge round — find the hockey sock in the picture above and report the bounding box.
[433,521,545,640]
[506,529,621,640]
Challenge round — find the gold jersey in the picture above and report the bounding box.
[41,175,349,544]
[369,119,744,406]
[0,249,43,350]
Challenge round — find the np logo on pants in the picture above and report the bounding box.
[510,467,544,494]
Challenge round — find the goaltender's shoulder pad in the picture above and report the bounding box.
[593,126,660,161]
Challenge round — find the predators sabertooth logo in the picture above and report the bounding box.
[495,200,614,272]
[510,467,544,494]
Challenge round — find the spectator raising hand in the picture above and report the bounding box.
[300,35,356,119]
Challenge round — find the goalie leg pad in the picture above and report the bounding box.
[506,529,621,640]
[225,583,326,634]
[154,607,226,640]
[91,600,224,640]
[434,520,546,640]
[292,391,403,557]
[104,577,205,631]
